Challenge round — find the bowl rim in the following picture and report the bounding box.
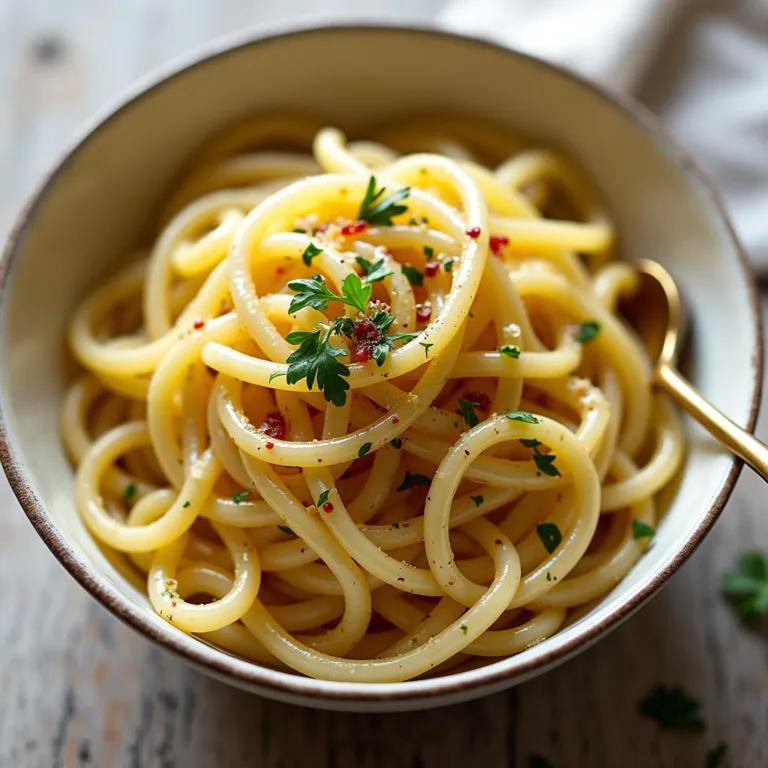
[0,20,762,706]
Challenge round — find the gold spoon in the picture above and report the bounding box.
[626,258,767,477]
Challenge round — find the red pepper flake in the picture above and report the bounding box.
[416,305,432,323]
[392,417,400,425]
[322,502,334,513]
[462,390,491,412]
[192,318,205,330]
[489,234,509,257]
[171,601,177,607]
[424,261,439,277]
[265,441,275,450]
[351,317,381,363]
[340,220,368,237]
[259,412,286,440]
[494,539,502,545]
[276,266,285,275]
[466,226,481,239]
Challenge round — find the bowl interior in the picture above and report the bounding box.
[0,25,759,710]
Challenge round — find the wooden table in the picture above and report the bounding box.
[1,2,766,766]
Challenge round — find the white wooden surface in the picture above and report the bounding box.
[1,2,767,766]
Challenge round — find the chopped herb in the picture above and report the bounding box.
[358,442,373,458]
[546,572,552,582]
[288,272,371,315]
[577,320,601,343]
[401,265,424,287]
[639,685,704,731]
[292,227,307,234]
[269,371,286,383]
[537,523,562,554]
[277,525,294,536]
[534,451,561,477]
[182,500,191,508]
[355,255,393,284]
[529,756,556,768]
[632,520,656,540]
[443,258,454,273]
[284,329,350,407]
[470,495,484,507]
[424,245,434,258]
[390,437,403,449]
[232,490,251,504]
[317,489,331,507]
[358,176,410,225]
[460,624,468,635]
[419,342,433,358]
[397,472,431,492]
[123,483,137,502]
[722,550,768,620]
[498,344,521,359]
[301,243,323,267]
[458,397,482,428]
[506,411,540,424]
[705,743,728,768]
[520,438,541,448]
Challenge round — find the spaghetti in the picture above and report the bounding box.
[62,114,684,682]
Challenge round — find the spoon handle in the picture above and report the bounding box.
[657,364,768,480]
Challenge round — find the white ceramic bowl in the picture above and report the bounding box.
[0,23,761,712]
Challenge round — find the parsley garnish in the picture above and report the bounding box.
[722,551,768,619]
[577,320,600,343]
[443,258,454,273]
[288,273,371,315]
[401,265,424,287]
[546,572,552,582]
[470,495,484,507]
[397,472,431,492]
[458,397,482,428]
[520,438,541,448]
[537,523,562,553]
[284,329,350,407]
[123,483,137,502]
[317,489,330,506]
[499,344,521,359]
[358,176,410,225]
[460,624,468,634]
[639,686,704,731]
[182,500,191,508]
[534,451,561,477]
[420,342,433,358]
[424,245,434,258]
[506,411,540,424]
[301,243,323,267]
[632,520,656,540]
[705,743,728,768]
[390,437,403,449]
[269,371,286,383]
[232,490,251,504]
[355,255,393,284]
[358,442,372,458]
[277,525,294,536]
[293,227,307,234]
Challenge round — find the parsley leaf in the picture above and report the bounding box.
[420,342,433,358]
[277,525,294,536]
[534,451,561,477]
[232,490,251,504]
[520,438,541,448]
[269,371,286,383]
[498,344,521,359]
[705,743,728,768]
[355,255,393,284]
[470,495,484,507]
[639,685,704,731]
[460,624,468,635]
[424,245,434,258]
[722,551,768,620]
[506,411,540,424]
[458,397,482,428]
[397,472,431,492]
[358,442,372,458]
[443,258,454,273]
[577,320,601,343]
[537,523,562,553]
[123,483,137,502]
[182,500,191,508]
[358,176,410,225]
[401,265,424,287]
[632,520,656,540]
[301,243,323,267]
[287,273,371,315]
[285,330,350,407]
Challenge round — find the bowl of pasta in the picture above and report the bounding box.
[0,22,761,711]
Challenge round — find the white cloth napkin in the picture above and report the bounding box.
[439,0,768,272]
